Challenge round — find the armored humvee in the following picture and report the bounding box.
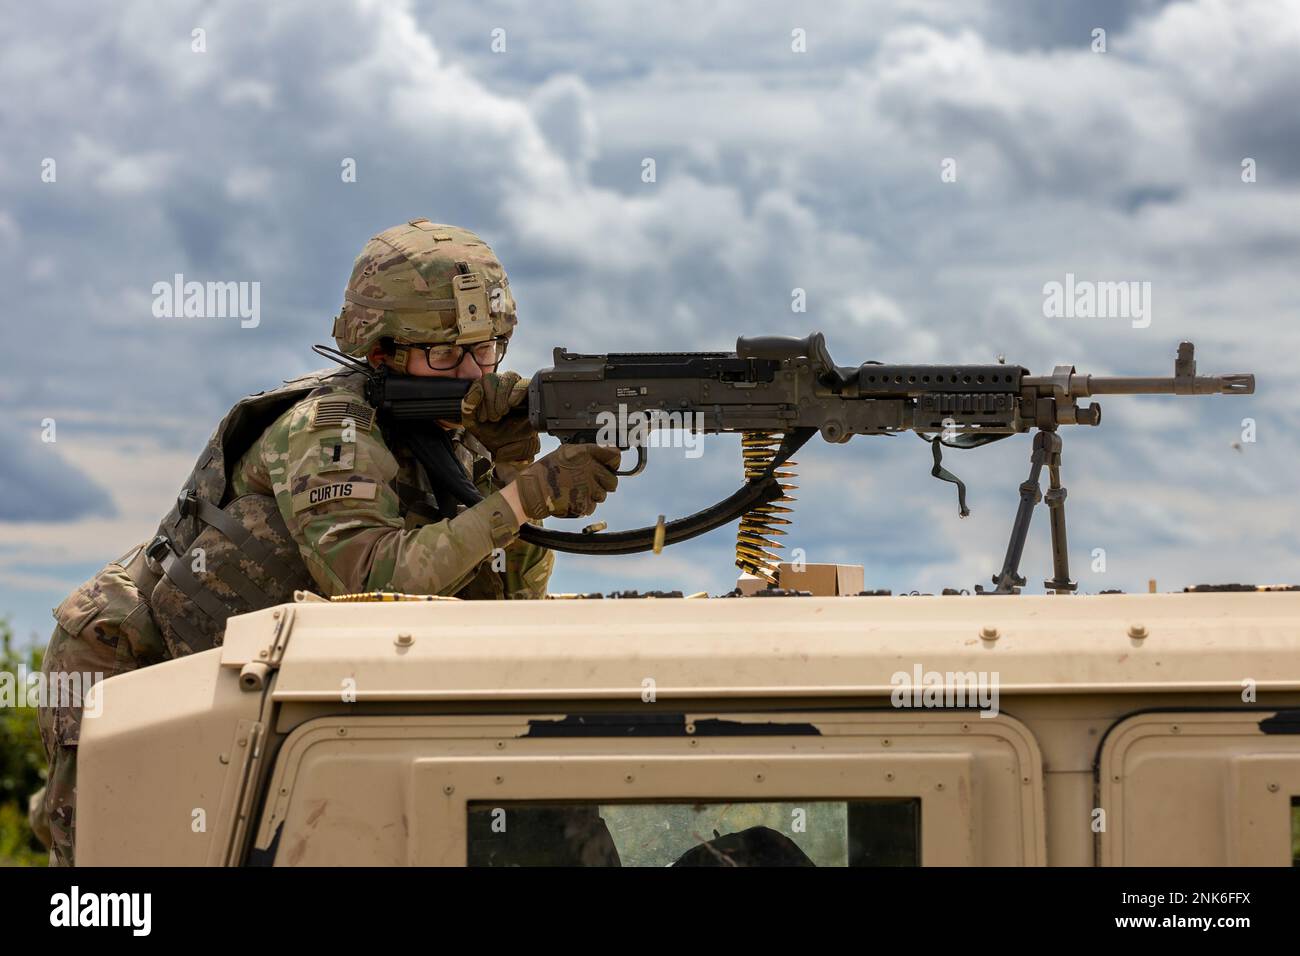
[75,585,1300,866]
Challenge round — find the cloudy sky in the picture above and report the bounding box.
[2,0,1297,644]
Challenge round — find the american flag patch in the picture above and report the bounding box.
[310,399,376,432]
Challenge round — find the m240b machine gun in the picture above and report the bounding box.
[348,334,1254,595]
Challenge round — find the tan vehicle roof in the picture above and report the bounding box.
[77,589,1300,868]
[218,591,1300,702]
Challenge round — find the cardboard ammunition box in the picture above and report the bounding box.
[777,563,864,596]
[734,564,865,596]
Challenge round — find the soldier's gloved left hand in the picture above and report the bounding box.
[462,372,540,472]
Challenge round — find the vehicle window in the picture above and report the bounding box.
[466,798,919,867]
[1293,797,1299,867]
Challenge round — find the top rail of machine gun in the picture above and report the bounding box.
[540,335,1254,402]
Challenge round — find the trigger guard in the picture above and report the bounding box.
[616,444,648,477]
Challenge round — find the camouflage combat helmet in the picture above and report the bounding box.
[333,219,518,372]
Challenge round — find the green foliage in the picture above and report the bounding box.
[0,620,48,866]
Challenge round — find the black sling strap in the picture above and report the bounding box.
[190,497,300,586]
[148,540,236,622]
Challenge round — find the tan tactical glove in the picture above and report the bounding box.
[515,444,622,520]
[462,372,541,483]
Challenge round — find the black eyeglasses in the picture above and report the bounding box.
[407,337,508,371]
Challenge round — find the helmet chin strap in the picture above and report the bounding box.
[311,343,376,376]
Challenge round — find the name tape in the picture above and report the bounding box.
[292,479,378,513]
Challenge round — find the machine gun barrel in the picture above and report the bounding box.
[1037,373,1256,396]
[1022,341,1255,397]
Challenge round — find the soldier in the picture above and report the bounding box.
[34,220,621,865]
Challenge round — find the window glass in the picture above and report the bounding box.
[1292,797,1299,867]
[466,798,919,867]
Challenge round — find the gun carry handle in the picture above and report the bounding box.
[736,332,831,365]
[736,332,851,389]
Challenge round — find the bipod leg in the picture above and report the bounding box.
[985,431,1050,594]
[1042,432,1077,594]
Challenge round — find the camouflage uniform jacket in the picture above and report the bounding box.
[226,372,553,600]
[37,369,551,865]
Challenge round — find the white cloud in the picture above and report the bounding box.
[26,257,56,281]
[2,0,1298,641]
[0,210,19,248]
[529,74,599,173]
[224,166,274,201]
[220,79,276,110]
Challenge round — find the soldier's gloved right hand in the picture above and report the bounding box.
[515,444,621,520]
